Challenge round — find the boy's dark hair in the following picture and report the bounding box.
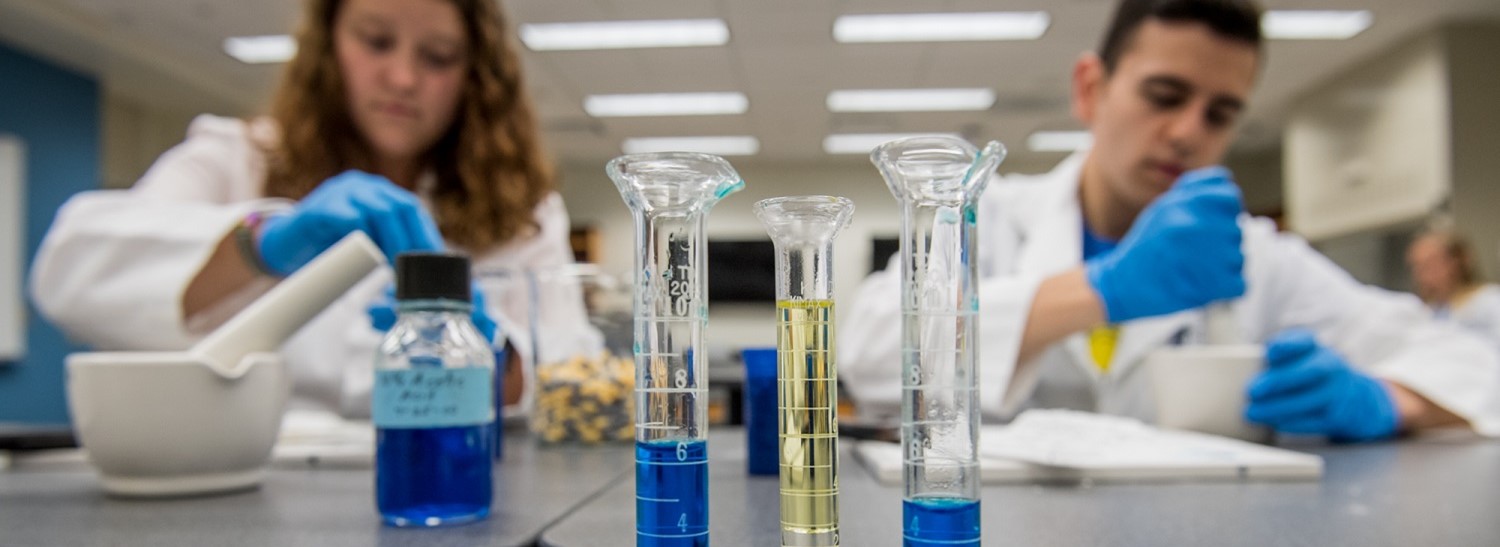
[1098,0,1263,73]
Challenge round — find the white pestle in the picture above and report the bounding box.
[190,231,385,379]
[1203,302,1241,345]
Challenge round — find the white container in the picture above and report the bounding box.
[1146,344,1270,442]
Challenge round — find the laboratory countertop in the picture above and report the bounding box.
[0,429,632,547]
[541,430,1500,547]
[4,427,1498,546]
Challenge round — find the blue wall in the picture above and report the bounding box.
[0,42,98,424]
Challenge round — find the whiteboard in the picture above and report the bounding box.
[0,135,24,362]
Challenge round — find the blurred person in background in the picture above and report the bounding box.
[1407,226,1500,352]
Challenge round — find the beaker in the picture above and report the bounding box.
[871,136,1004,546]
[754,196,854,547]
[607,152,744,547]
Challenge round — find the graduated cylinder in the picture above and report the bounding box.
[608,152,744,547]
[871,136,1003,547]
[754,196,854,547]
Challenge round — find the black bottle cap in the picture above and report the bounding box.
[394,252,471,303]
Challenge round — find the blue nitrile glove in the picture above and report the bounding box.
[1084,166,1246,323]
[368,282,498,344]
[1245,329,1400,443]
[258,170,444,276]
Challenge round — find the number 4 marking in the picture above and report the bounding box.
[678,513,688,531]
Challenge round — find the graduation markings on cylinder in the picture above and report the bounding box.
[639,265,698,317]
[900,304,976,466]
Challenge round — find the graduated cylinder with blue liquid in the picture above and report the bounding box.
[871,136,1004,546]
[607,152,744,546]
[373,252,497,528]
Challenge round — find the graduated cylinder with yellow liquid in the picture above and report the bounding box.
[755,196,854,547]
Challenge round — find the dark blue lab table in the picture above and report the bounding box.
[540,429,1500,546]
[0,429,631,547]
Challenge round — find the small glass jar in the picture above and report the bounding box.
[374,252,495,527]
[528,264,636,444]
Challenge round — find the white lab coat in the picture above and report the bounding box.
[841,152,1500,434]
[30,115,594,419]
[1433,285,1500,356]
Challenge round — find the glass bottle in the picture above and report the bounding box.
[374,252,496,527]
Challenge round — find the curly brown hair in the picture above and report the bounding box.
[261,0,554,251]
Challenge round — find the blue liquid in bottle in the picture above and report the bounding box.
[376,424,494,527]
[903,497,981,546]
[636,439,709,546]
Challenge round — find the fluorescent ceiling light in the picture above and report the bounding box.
[622,136,760,156]
[520,19,729,51]
[1027,131,1093,152]
[827,88,996,112]
[223,35,296,64]
[833,12,1049,43]
[823,132,963,155]
[584,92,748,117]
[1262,11,1372,40]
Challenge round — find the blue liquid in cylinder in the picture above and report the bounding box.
[903,498,980,546]
[636,439,709,546]
[377,424,494,527]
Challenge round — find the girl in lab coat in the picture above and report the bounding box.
[1407,228,1500,353]
[840,0,1500,441]
[30,0,580,418]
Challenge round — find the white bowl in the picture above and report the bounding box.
[65,351,289,496]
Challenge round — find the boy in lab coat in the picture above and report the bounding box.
[842,0,1500,441]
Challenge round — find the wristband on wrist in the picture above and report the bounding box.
[233,211,281,277]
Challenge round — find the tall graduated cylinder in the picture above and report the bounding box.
[871,136,1004,547]
[754,196,855,547]
[608,152,744,547]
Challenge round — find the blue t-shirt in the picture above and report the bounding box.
[1082,221,1119,261]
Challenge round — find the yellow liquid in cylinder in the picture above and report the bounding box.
[777,299,839,546]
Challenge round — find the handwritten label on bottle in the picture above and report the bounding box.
[373,367,493,428]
